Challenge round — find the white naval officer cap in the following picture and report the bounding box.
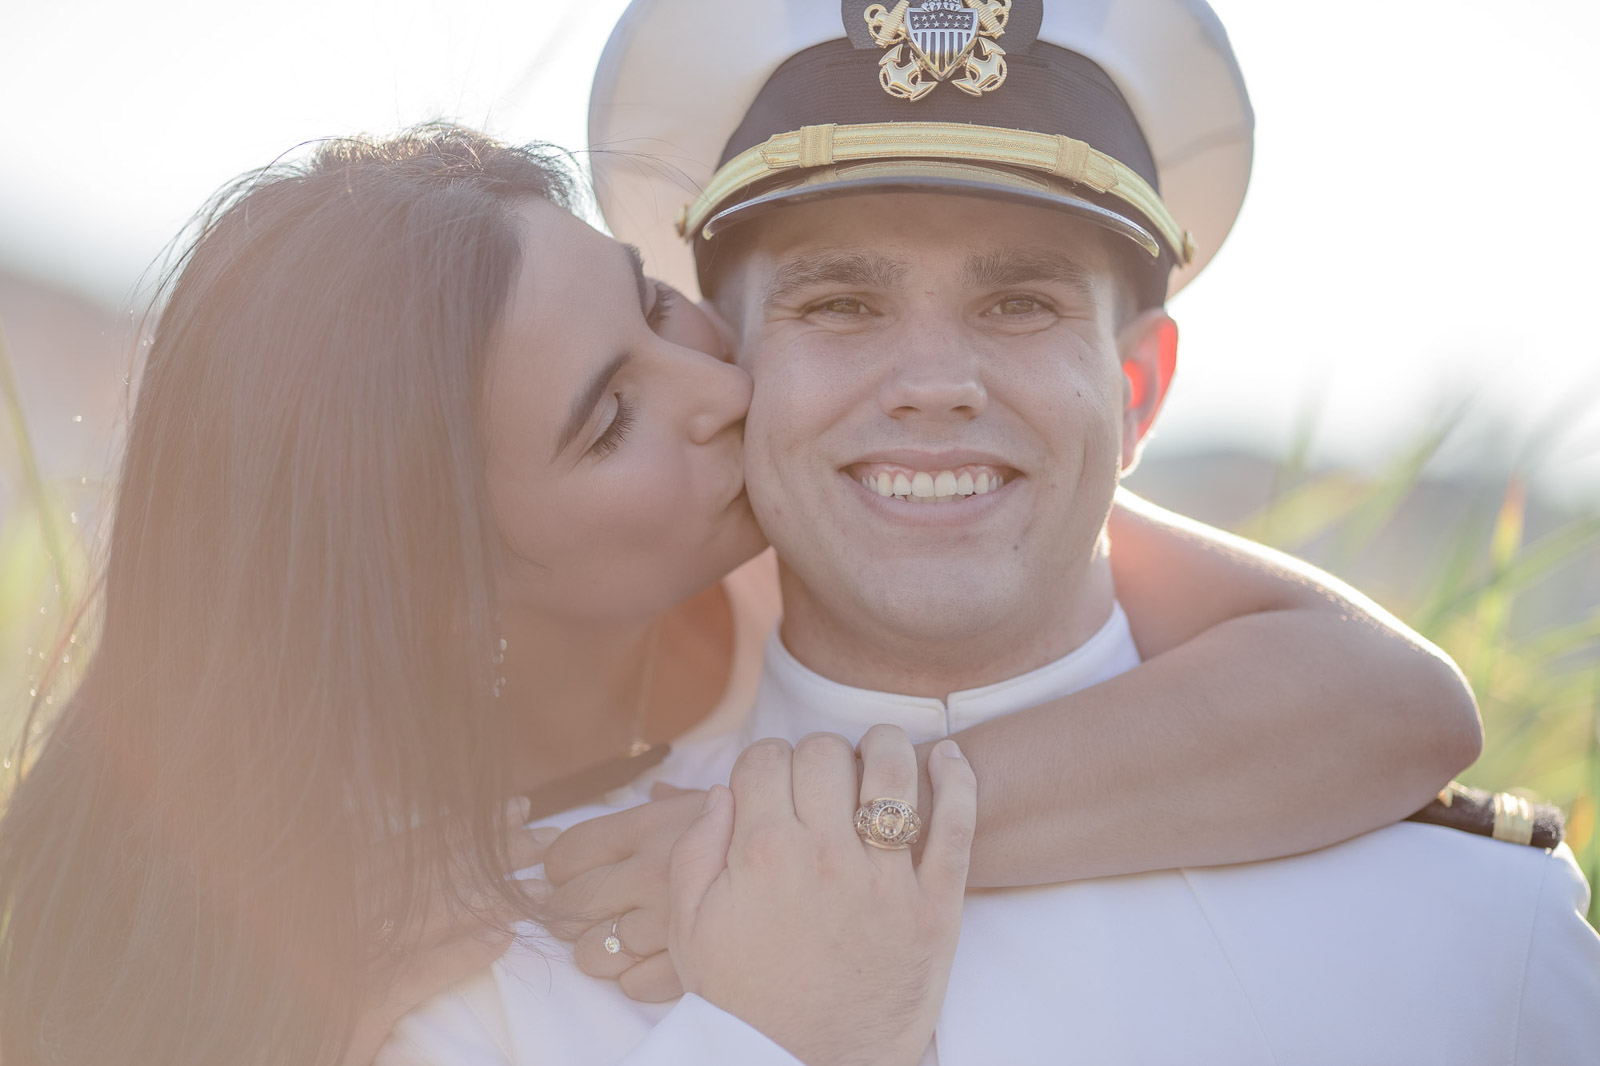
[589,0,1253,304]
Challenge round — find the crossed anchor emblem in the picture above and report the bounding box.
[864,0,1011,101]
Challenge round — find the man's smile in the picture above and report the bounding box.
[836,450,1023,525]
[845,461,1013,502]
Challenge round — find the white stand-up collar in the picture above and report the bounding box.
[747,602,1141,747]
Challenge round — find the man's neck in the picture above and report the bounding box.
[774,554,1117,700]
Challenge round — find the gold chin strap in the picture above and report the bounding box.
[678,120,1194,265]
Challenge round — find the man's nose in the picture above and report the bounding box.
[876,322,987,421]
[686,353,754,444]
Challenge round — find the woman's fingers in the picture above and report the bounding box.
[572,907,668,977]
[543,790,706,885]
[915,739,977,902]
[649,781,699,801]
[543,805,656,884]
[618,951,685,1003]
[668,785,734,945]
[539,825,672,938]
[574,945,684,1003]
[503,795,534,830]
[508,826,559,874]
[538,865,629,940]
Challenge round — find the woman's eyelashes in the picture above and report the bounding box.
[588,279,673,461]
[590,393,637,458]
[645,281,677,331]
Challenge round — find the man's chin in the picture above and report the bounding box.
[843,572,1021,642]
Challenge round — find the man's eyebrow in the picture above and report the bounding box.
[554,351,631,459]
[963,249,1097,298]
[623,243,649,314]
[761,252,907,306]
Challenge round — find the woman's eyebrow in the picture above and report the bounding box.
[762,252,906,307]
[554,351,632,459]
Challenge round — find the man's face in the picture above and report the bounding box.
[725,193,1135,661]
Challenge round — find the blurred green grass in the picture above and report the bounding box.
[1233,416,1600,923]
[1,321,93,772]
[2,324,1597,924]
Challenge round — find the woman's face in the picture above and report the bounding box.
[482,198,766,622]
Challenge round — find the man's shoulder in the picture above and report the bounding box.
[1323,816,1576,872]
[1191,819,1586,919]
[1180,821,1594,986]
[1170,823,1599,1057]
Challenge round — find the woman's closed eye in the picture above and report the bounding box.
[646,281,677,332]
[591,394,636,458]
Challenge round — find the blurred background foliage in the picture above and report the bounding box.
[2,313,1597,924]
[1131,408,1600,924]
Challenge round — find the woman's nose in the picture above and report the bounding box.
[687,353,753,444]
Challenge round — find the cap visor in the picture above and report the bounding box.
[702,159,1162,259]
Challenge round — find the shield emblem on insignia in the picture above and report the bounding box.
[907,0,978,80]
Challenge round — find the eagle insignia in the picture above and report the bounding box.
[864,0,1010,101]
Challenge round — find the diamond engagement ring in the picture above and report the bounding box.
[854,797,922,849]
[604,917,642,961]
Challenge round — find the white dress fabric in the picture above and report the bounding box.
[383,588,1600,1066]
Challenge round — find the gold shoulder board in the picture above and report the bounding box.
[1404,782,1563,849]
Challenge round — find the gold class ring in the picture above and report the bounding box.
[854,797,922,849]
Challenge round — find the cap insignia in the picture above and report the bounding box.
[863,0,1009,102]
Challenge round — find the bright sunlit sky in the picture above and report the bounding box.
[4,0,1598,503]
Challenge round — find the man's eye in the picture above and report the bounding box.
[991,296,1047,316]
[809,297,871,315]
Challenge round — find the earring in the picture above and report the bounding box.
[491,636,507,698]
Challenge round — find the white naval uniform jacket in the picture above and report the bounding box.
[383,603,1600,1066]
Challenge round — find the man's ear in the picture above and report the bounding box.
[1116,308,1178,474]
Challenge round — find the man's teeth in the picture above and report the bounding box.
[857,468,1006,502]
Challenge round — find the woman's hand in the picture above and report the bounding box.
[539,785,707,1001]
[669,728,977,1066]
[344,806,556,1066]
